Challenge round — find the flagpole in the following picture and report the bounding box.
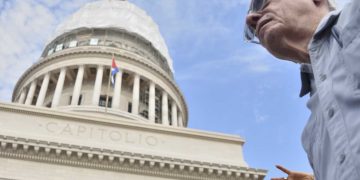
[105,54,114,113]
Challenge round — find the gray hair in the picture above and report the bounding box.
[328,0,336,10]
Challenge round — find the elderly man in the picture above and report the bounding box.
[246,0,360,180]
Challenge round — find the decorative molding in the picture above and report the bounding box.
[0,135,266,180]
[0,102,245,144]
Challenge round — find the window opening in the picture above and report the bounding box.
[90,38,99,45]
[99,95,112,108]
[69,40,78,48]
[128,102,132,113]
[47,48,54,56]
[55,44,63,52]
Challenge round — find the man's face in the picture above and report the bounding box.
[246,0,328,62]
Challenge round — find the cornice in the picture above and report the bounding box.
[12,46,189,126]
[0,135,266,180]
[0,102,244,144]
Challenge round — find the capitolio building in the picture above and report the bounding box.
[0,0,267,179]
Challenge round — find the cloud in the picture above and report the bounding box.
[0,0,55,101]
[0,0,92,102]
[176,46,273,82]
[132,0,239,55]
[131,0,276,83]
[254,109,269,124]
[0,0,255,102]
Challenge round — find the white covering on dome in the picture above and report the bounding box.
[53,0,174,72]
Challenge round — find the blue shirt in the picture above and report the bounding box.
[301,1,360,180]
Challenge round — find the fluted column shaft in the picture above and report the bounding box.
[71,65,85,106]
[161,92,169,125]
[25,80,37,105]
[132,74,140,115]
[171,101,178,126]
[52,67,67,108]
[92,65,104,106]
[36,72,50,107]
[18,90,26,104]
[148,81,156,123]
[112,71,123,109]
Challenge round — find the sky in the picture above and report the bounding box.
[0,0,352,179]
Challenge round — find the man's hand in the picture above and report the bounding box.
[271,165,314,180]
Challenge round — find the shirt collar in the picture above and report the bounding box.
[300,10,342,98]
[312,10,342,41]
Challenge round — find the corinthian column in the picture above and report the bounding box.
[171,101,178,126]
[132,73,140,115]
[25,80,37,105]
[18,90,26,104]
[112,71,123,109]
[161,91,169,125]
[92,65,104,106]
[71,65,85,106]
[36,72,50,107]
[148,81,156,123]
[52,67,67,108]
[178,113,183,127]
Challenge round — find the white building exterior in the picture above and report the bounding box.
[0,0,267,179]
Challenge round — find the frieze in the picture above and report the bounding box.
[44,121,162,147]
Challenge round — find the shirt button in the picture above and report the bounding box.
[339,154,346,164]
[328,108,335,118]
[320,74,327,81]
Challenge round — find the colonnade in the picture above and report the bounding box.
[16,64,184,127]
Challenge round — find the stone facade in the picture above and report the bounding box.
[0,0,267,179]
[0,103,266,180]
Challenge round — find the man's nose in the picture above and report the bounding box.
[246,12,262,30]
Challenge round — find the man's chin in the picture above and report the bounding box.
[262,30,284,49]
[262,38,290,60]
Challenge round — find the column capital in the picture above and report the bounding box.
[162,91,167,96]
[134,73,140,78]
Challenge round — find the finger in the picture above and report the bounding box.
[276,165,291,175]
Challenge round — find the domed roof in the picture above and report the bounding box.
[53,0,174,72]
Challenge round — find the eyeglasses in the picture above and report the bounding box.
[244,0,267,44]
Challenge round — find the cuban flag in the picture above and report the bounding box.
[111,57,119,86]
